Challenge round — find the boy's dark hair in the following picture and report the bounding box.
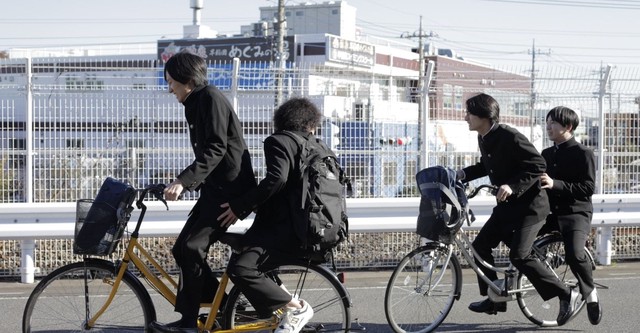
[273,97,322,132]
[546,106,579,133]
[466,93,500,124]
[163,51,208,87]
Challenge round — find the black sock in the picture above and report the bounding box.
[178,316,198,328]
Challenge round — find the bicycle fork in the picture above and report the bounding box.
[415,245,453,296]
[82,257,130,329]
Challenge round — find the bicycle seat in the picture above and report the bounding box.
[219,232,244,252]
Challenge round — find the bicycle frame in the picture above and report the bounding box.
[452,229,538,300]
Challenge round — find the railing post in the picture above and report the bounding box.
[596,226,613,266]
[25,57,34,203]
[20,239,36,283]
[231,57,240,113]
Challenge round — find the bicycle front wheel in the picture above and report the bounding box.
[224,262,351,333]
[516,235,594,327]
[22,259,155,333]
[385,244,462,333]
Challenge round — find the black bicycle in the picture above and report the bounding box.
[384,184,596,332]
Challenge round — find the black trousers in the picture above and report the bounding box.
[227,246,293,318]
[472,215,570,301]
[543,212,595,299]
[172,189,227,324]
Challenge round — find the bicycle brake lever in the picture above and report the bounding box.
[152,185,169,210]
[467,209,476,226]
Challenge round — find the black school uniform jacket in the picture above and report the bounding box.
[462,124,550,225]
[177,84,256,198]
[230,131,310,252]
[541,137,595,215]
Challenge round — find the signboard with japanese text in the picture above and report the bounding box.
[157,36,295,63]
[327,36,375,68]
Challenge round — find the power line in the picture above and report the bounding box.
[481,0,640,9]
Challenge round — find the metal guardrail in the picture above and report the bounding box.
[2,195,640,283]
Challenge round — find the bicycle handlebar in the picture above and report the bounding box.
[467,184,498,199]
[135,184,168,210]
[128,184,168,237]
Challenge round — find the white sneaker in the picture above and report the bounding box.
[274,299,314,333]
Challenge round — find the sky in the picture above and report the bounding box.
[1,0,638,68]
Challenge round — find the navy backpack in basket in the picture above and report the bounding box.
[73,177,136,255]
[416,166,469,244]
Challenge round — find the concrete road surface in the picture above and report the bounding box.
[3,261,638,332]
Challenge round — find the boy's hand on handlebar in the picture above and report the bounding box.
[496,184,513,202]
[164,180,184,201]
[218,202,238,228]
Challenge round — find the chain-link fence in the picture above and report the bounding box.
[1,57,639,277]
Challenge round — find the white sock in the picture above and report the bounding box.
[587,289,598,303]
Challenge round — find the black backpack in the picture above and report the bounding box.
[279,130,352,262]
[416,166,469,244]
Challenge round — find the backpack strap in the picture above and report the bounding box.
[418,182,462,226]
[277,130,312,210]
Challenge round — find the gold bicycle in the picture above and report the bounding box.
[22,183,351,332]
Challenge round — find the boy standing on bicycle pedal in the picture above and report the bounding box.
[457,93,582,326]
[540,106,601,325]
[217,97,322,333]
[151,51,257,333]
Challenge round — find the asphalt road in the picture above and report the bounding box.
[3,261,639,332]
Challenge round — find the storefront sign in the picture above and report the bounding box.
[158,36,295,63]
[327,36,375,68]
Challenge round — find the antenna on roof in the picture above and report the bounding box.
[190,0,204,25]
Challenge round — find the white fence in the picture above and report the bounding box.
[2,58,640,204]
[2,58,640,283]
[2,195,640,283]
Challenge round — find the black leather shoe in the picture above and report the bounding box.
[557,287,581,326]
[149,320,198,333]
[468,298,507,315]
[587,301,602,325]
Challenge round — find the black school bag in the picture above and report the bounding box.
[74,177,137,255]
[279,130,352,262]
[416,166,469,244]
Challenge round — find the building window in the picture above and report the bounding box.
[332,9,339,14]
[296,11,304,16]
[343,161,371,198]
[354,103,370,121]
[514,102,528,116]
[454,86,463,111]
[443,84,453,111]
[9,138,25,150]
[127,139,145,148]
[404,160,418,196]
[66,139,85,148]
[383,161,397,186]
[302,42,326,56]
[65,76,104,91]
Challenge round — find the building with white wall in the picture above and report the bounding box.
[242,1,358,40]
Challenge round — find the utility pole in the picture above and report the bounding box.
[274,0,286,107]
[528,39,551,141]
[401,16,437,169]
[596,64,612,195]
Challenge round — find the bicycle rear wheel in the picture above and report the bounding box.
[516,234,593,327]
[22,259,155,333]
[385,244,462,333]
[224,262,351,332]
